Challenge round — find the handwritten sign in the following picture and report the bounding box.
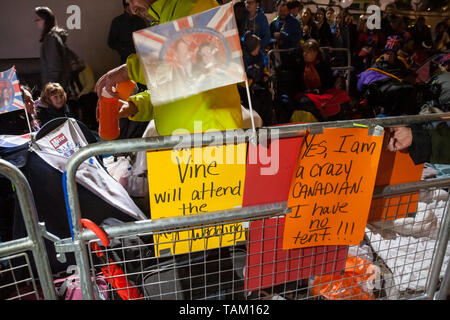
[283,127,384,249]
[147,143,247,256]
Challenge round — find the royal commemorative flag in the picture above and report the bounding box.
[0,66,25,114]
[133,3,246,106]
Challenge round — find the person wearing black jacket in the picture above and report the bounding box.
[315,8,333,47]
[108,0,148,64]
[387,124,450,165]
[275,39,336,123]
[270,1,301,50]
[34,7,71,92]
[298,39,334,94]
[35,83,71,128]
[242,32,273,126]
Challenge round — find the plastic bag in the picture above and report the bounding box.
[105,156,132,186]
[127,172,149,197]
[310,255,380,300]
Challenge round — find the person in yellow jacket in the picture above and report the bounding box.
[95,0,245,136]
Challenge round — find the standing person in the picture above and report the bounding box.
[108,0,148,65]
[299,7,318,41]
[95,0,246,136]
[331,11,347,48]
[343,11,357,57]
[408,17,433,52]
[34,7,71,92]
[234,1,246,37]
[270,0,301,50]
[241,32,273,126]
[241,0,271,50]
[287,0,302,20]
[69,64,99,131]
[433,21,450,53]
[331,12,349,66]
[325,7,335,25]
[315,7,332,47]
[380,3,398,43]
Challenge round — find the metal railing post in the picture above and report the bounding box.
[0,159,57,300]
[425,192,450,299]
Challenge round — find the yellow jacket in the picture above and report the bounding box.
[126,0,243,136]
[78,64,95,97]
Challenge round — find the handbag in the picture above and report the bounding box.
[53,265,108,300]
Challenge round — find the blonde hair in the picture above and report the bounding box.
[302,39,325,61]
[40,82,67,107]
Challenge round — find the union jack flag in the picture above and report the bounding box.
[133,3,246,106]
[0,133,31,149]
[0,66,25,114]
[384,35,401,51]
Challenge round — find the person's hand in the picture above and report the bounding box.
[95,99,138,122]
[95,64,130,98]
[117,100,138,119]
[387,126,413,152]
[274,32,281,40]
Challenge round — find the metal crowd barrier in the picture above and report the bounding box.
[267,46,352,93]
[0,159,56,300]
[60,113,450,300]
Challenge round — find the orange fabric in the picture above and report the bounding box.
[303,63,321,90]
[311,255,377,300]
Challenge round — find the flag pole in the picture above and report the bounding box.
[23,107,33,135]
[244,79,257,145]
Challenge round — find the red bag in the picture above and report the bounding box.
[305,88,351,117]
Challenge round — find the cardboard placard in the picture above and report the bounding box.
[243,136,304,207]
[368,144,424,222]
[147,143,247,256]
[245,217,348,292]
[283,127,384,249]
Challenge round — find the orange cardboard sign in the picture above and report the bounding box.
[368,142,424,222]
[283,127,384,249]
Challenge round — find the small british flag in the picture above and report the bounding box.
[133,3,246,106]
[0,133,31,149]
[384,35,401,52]
[0,66,25,115]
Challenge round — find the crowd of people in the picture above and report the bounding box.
[235,0,450,126]
[0,0,448,168]
[11,0,450,141]
[2,0,450,170]
[2,0,450,169]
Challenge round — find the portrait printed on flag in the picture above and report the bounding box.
[133,3,246,106]
[0,66,25,114]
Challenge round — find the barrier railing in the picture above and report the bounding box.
[61,113,450,300]
[0,159,56,300]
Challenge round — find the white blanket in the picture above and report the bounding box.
[366,189,450,295]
